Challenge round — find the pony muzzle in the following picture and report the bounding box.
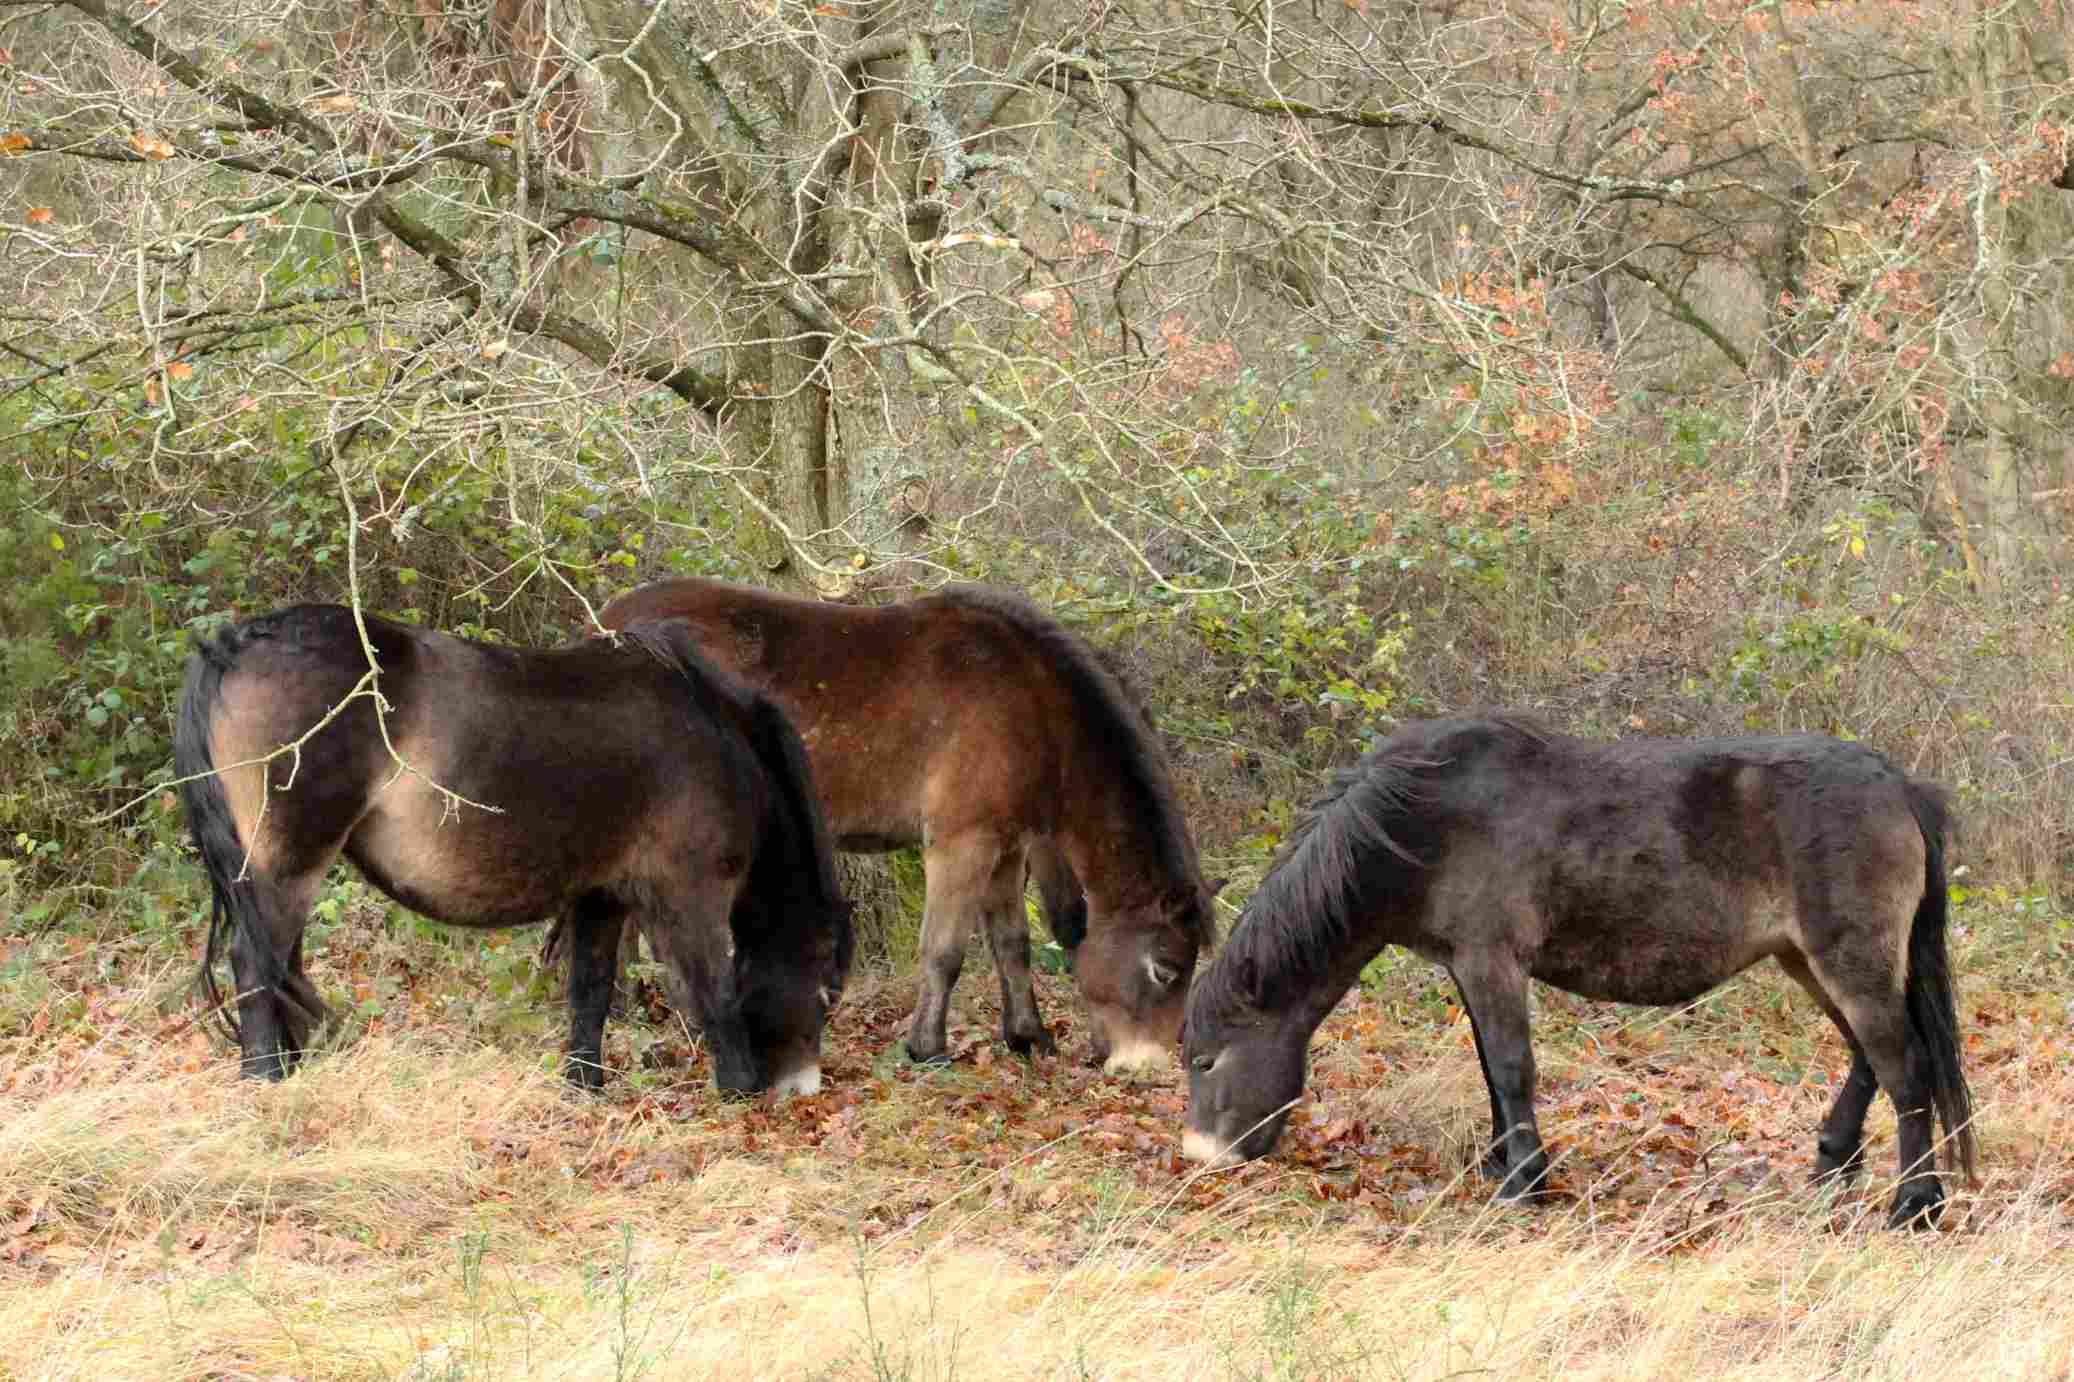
[1180,1127,1238,1166]
[1102,1034,1176,1077]
[770,1058,823,1098]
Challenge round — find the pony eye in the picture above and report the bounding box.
[1190,1052,1217,1074]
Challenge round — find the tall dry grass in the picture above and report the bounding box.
[1,920,2069,1382]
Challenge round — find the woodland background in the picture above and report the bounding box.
[3,0,2074,1377]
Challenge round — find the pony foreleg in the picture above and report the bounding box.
[1451,957,1549,1201]
[1454,983,1513,1180]
[542,915,645,1019]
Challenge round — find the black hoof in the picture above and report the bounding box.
[1886,1182,1945,1230]
[1812,1141,1865,1183]
[1005,1026,1058,1058]
[1477,1144,1511,1181]
[1494,1159,1552,1203]
[903,1040,952,1066]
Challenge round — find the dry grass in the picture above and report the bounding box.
[1,904,2071,1381]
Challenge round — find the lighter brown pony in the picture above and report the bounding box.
[584,579,1218,1073]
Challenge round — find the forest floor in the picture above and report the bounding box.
[1,887,2070,1381]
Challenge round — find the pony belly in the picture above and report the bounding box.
[342,812,589,929]
[1531,922,1785,1007]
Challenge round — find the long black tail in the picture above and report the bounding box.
[1903,780,1976,1180]
[173,624,256,1042]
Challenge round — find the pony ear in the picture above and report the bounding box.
[1143,955,1180,989]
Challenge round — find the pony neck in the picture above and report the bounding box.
[1053,770,1196,915]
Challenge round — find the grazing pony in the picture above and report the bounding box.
[175,604,851,1093]
[573,578,1217,1072]
[1182,715,1974,1228]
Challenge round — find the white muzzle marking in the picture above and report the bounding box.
[1180,1128,1231,1165]
[1102,1036,1175,1077]
[771,1061,823,1097]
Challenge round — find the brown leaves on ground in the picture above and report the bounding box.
[1,920,2070,1296]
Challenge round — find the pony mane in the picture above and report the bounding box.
[619,616,853,967]
[616,618,751,727]
[1193,714,1549,1022]
[938,585,1213,946]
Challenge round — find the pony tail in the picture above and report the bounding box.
[174,626,255,1042]
[1904,781,1976,1181]
[742,693,853,988]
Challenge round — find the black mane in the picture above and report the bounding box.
[619,617,851,933]
[939,585,1213,946]
[1191,715,1548,1024]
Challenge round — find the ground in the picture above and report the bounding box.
[1,894,2070,1380]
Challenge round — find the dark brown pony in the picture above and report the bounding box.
[578,578,1217,1073]
[175,604,851,1094]
[1182,715,1975,1228]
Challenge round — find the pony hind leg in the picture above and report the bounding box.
[984,848,1054,1057]
[228,868,331,1079]
[276,931,332,1066]
[1776,952,1879,1184]
[1793,946,1945,1228]
[1449,953,1548,1201]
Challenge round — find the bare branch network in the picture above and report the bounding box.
[0,0,2068,596]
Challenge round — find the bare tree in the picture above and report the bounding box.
[3,0,2070,607]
